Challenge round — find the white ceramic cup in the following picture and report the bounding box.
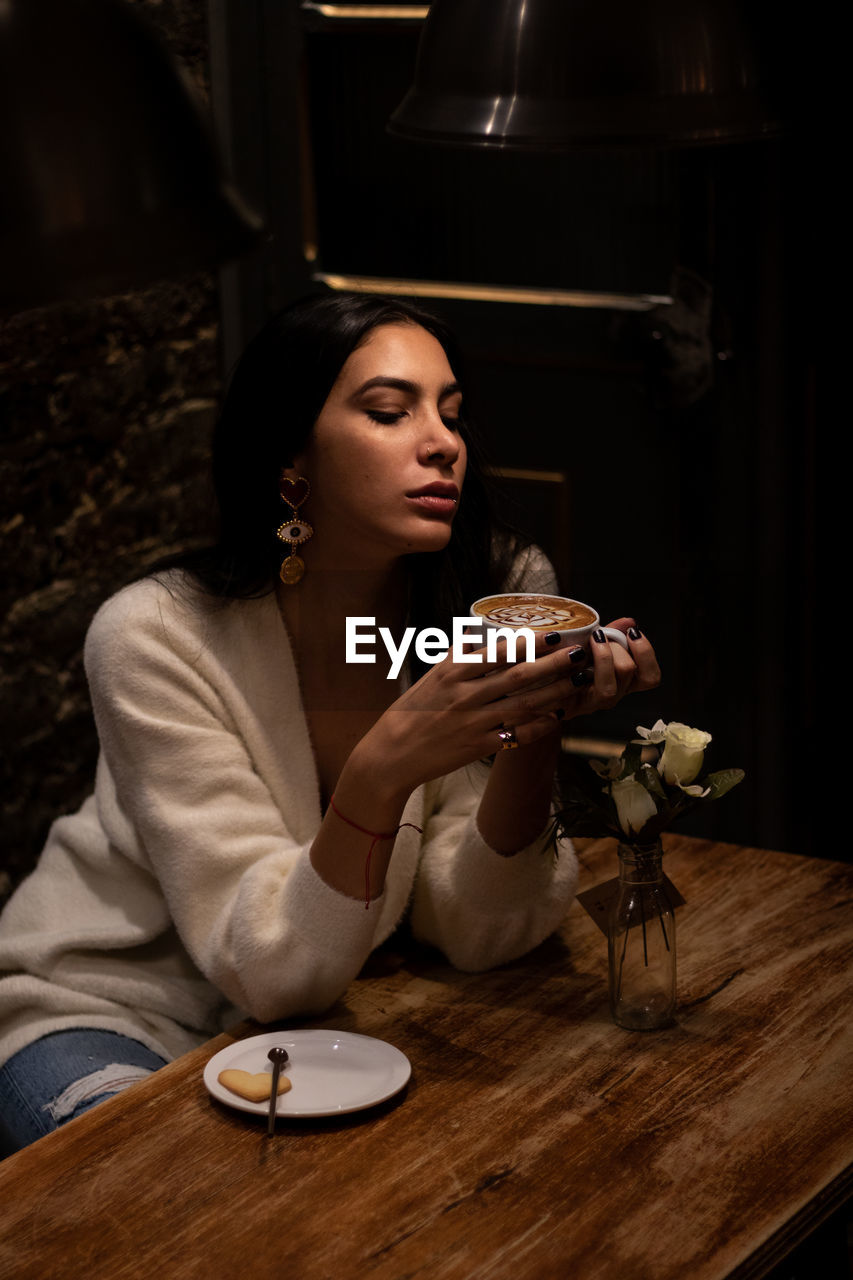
[469,592,630,654]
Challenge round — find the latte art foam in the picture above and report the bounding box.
[473,595,597,631]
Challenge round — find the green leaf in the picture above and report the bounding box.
[620,742,643,777]
[637,763,667,799]
[702,768,745,800]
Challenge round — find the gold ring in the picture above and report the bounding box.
[497,728,519,750]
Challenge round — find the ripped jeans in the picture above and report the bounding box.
[0,1029,167,1157]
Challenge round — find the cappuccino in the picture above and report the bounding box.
[472,594,597,632]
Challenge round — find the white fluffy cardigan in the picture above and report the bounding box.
[0,571,578,1067]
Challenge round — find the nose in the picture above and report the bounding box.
[417,408,461,467]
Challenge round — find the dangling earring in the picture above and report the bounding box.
[276,474,313,585]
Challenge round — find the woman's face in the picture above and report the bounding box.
[289,323,467,567]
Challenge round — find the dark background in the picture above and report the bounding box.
[0,0,817,904]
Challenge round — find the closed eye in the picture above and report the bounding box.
[366,409,407,425]
[365,408,463,428]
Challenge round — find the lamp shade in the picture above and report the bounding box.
[388,0,783,149]
[0,0,262,310]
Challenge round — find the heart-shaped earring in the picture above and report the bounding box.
[277,473,313,585]
[279,475,310,510]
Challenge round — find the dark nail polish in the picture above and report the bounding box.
[572,669,593,687]
[545,632,561,645]
[555,707,565,720]
[628,626,642,641]
[592,629,606,644]
[569,646,586,664]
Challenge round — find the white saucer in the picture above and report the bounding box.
[203,1029,411,1118]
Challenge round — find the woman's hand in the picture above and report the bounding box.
[477,619,660,853]
[563,618,661,718]
[321,621,660,896]
[352,621,660,803]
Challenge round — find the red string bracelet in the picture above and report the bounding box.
[328,794,422,909]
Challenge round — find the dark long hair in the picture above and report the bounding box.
[162,291,531,637]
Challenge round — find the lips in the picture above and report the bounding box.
[406,482,459,499]
[405,481,459,518]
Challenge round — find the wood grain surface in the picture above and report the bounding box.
[1,835,851,1280]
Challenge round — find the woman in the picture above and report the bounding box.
[0,292,659,1151]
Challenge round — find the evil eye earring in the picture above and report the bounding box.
[276,473,313,585]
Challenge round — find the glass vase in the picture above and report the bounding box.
[608,840,676,1030]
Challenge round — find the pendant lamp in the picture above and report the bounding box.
[0,0,262,311]
[388,0,783,149]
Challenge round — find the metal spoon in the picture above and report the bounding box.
[267,1046,289,1136]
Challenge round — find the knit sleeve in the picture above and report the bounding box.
[83,579,391,1024]
[409,766,578,970]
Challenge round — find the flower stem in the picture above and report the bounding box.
[656,901,671,952]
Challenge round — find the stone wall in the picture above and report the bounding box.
[0,0,219,903]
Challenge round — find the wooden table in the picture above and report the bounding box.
[1,836,851,1280]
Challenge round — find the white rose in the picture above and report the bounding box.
[611,777,658,836]
[660,722,712,785]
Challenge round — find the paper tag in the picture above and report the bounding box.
[577,874,686,937]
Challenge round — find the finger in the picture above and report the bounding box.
[467,622,581,676]
[587,628,619,700]
[437,631,520,680]
[609,636,641,694]
[466,629,556,676]
[487,659,592,727]
[475,639,586,705]
[490,712,564,752]
[625,626,661,689]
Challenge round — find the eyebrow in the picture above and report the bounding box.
[354,376,462,399]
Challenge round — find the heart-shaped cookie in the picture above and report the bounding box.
[279,476,310,509]
[218,1068,292,1102]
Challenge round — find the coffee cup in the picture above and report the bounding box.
[469,593,630,654]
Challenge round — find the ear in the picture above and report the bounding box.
[280,446,312,478]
